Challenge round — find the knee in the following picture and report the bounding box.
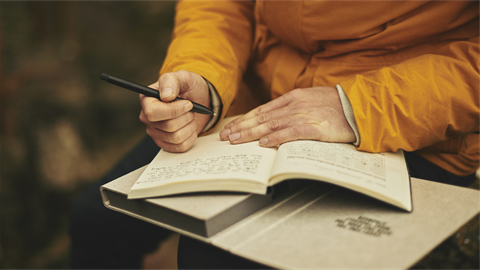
[69,182,108,239]
[69,189,94,240]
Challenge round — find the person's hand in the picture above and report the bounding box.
[139,70,211,152]
[219,86,355,147]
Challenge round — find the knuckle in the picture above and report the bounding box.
[257,113,268,124]
[268,132,283,146]
[144,107,157,121]
[243,128,254,138]
[139,111,146,123]
[176,141,191,153]
[268,119,281,131]
[256,105,265,115]
[161,121,176,132]
[169,105,182,118]
[171,132,184,144]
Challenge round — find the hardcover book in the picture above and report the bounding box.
[101,171,480,269]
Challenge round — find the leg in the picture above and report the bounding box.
[404,152,476,187]
[177,236,271,269]
[69,136,172,269]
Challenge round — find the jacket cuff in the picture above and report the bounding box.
[336,84,360,146]
[200,79,222,134]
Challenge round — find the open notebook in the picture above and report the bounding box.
[128,116,412,211]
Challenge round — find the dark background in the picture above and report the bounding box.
[1,1,175,268]
[0,1,478,269]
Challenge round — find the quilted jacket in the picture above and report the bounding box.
[160,0,479,176]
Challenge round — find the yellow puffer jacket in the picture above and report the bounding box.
[160,0,479,177]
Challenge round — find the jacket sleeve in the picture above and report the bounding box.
[159,0,255,123]
[339,37,480,153]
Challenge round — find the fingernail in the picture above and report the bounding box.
[259,137,268,146]
[229,132,240,141]
[184,102,193,111]
[161,87,174,99]
[220,128,231,140]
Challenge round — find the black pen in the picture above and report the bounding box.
[100,73,215,115]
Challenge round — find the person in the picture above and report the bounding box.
[70,1,479,268]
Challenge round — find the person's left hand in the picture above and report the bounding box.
[219,86,356,147]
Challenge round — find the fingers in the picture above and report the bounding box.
[220,93,294,140]
[222,114,313,146]
[153,132,199,153]
[139,71,211,153]
[140,94,193,122]
[222,113,350,148]
[140,110,198,152]
[145,115,197,144]
[258,124,324,147]
[139,92,197,152]
[219,87,356,147]
[139,109,195,132]
[224,93,293,130]
[220,108,295,141]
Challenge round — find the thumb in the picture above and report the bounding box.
[158,70,198,102]
[158,72,182,101]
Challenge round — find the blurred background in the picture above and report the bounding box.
[1,1,176,268]
[0,1,478,269]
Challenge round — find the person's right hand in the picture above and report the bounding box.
[139,70,212,152]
